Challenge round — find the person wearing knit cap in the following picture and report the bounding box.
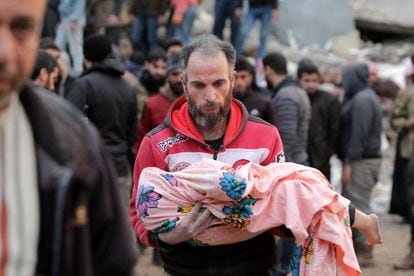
[67,34,138,208]
[83,33,113,63]
[137,53,184,148]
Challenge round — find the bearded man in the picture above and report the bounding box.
[137,53,184,147]
[130,34,286,276]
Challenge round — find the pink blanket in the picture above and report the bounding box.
[136,159,360,276]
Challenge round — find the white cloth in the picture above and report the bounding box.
[0,93,39,276]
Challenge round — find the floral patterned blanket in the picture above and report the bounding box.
[136,159,360,276]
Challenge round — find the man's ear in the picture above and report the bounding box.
[39,68,48,83]
[231,70,236,86]
[180,75,187,94]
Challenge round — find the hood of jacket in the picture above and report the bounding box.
[165,96,248,146]
[342,62,369,100]
[82,57,126,77]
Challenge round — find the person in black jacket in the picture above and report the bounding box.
[67,34,138,207]
[394,150,414,270]
[31,50,59,92]
[297,59,341,180]
[339,62,382,267]
[234,56,276,124]
[0,1,138,274]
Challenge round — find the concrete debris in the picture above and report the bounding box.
[191,0,414,88]
[349,0,414,36]
[274,0,357,49]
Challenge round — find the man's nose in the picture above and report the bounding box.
[0,28,14,64]
[204,86,217,101]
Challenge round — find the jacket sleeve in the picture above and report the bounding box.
[391,90,411,133]
[261,125,285,165]
[273,95,299,162]
[159,0,171,15]
[66,80,90,116]
[127,94,138,167]
[171,0,190,17]
[130,136,168,247]
[264,98,278,126]
[89,129,139,275]
[345,96,372,161]
[136,103,151,148]
[328,97,342,156]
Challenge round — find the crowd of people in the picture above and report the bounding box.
[1,0,414,275]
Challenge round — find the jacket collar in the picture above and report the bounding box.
[272,76,301,97]
[166,96,248,146]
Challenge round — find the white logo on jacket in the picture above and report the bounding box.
[157,134,189,151]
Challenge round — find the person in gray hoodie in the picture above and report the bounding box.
[339,62,382,267]
[263,52,311,165]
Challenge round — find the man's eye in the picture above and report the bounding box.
[214,80,225,87]
[194,83,204,89]
[11,18,35,39]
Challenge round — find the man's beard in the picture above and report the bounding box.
[266,78,273,90]
[141,70,165,93]
[233,89,248,101]
[0,64,21,94]
[187,88,232,129]
[169,81,184,96]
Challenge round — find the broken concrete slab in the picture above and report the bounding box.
[274,0,357,48]
[349,0,414,36]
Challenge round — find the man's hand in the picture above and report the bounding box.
[158,203,215,245]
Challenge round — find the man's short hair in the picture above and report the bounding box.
[180,34,236,81]
[166,53,181,74]
[297,58,320,79]
[31,50,57,80]
[146,48,167,63]
[235,56,255,76]
[164,38,183,51]
[263,52,287,75]
[39,37,60,51]
[235,56,260,91]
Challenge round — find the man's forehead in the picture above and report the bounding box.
[236,70,252,77]
[0,0,46,21]
[302,72,319,79]
[148,59,166,67]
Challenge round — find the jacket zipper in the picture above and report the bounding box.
[213,148,219,160]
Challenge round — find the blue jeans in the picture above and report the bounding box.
[132,14,159,53]
[235,5,273,58]
[55,16,85,77]
[212,0,239,46]
[168,5,197,45]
